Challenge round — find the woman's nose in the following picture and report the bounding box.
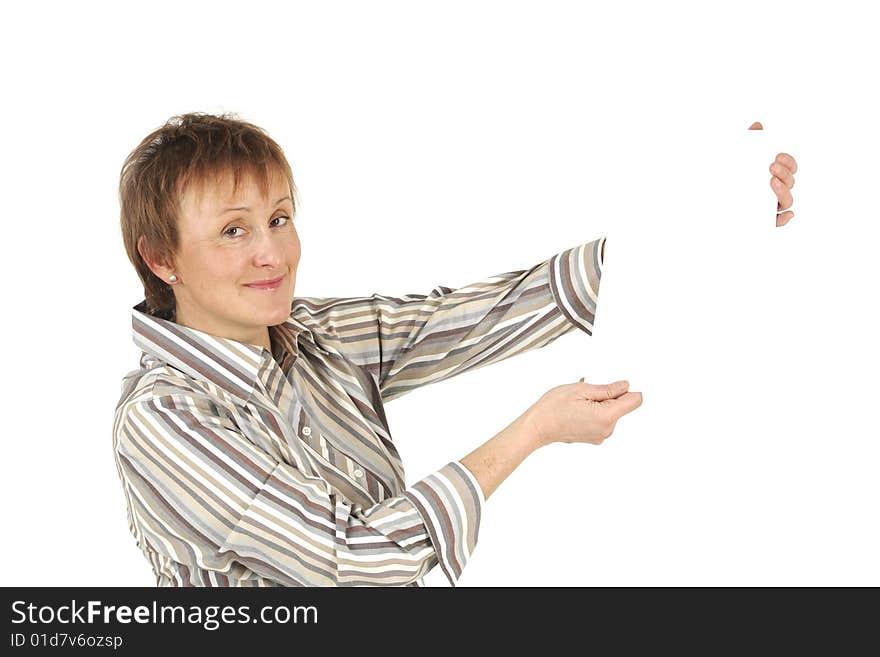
[251,228,283,266]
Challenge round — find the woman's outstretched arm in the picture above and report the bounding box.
[292,236,607,403]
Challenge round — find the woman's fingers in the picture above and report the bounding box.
[770,161,796,189]
[772,177,794,211]
[578,379,629,401]
[776,152,798,174]
[576,381,643,419]
[752,128,798,224]
[603,391,644,419]
[770,153,797,226]
[776,210,794,226]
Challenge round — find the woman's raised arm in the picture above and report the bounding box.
[291,236,607,403]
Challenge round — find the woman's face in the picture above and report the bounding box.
[167,169,300,348]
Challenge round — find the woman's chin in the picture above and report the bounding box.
[259,299,294,325]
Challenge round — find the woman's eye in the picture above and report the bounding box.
[224,216,289,239]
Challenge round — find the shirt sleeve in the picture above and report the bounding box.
[115,393,485,587]
[294,235,606,402]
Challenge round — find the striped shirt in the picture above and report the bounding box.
[112,235,605,587]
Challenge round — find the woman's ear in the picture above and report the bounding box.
[137,235,174,280]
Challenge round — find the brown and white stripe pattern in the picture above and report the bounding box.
[113,236,605,587]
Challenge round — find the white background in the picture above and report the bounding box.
[1,1,877,586]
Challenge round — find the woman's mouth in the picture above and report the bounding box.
[244,275,284,291]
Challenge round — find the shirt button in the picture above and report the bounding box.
[302,426,312,436]
[353,468,364,478]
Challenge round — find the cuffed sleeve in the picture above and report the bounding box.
[547,235,605,336]
[115,394,484,586]
[402,460,484,586]
[292,235,606,402]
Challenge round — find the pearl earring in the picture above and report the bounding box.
[169,275,178,283]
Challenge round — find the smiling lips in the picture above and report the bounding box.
[244,275,284,290]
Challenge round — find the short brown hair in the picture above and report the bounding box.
[119,112,299,319]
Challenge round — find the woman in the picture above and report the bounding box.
[114,112,797,587]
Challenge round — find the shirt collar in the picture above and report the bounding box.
[131,300,316,405]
